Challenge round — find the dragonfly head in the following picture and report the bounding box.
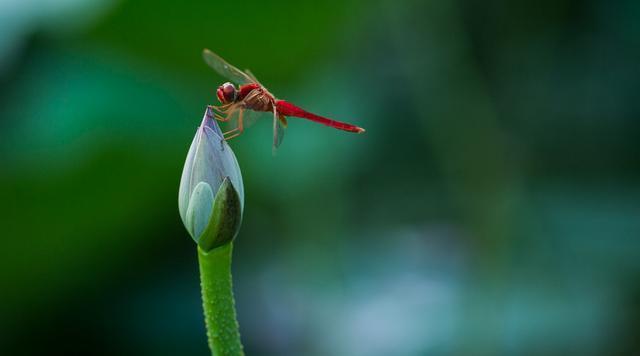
[216,82,238,104]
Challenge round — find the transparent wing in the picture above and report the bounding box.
[273,108,286,149]
[222,107,266,132]
[202,49,255,85]
[244,69,262,85]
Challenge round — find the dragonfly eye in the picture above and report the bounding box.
[216,82,237,104]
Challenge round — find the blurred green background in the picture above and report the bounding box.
[1,0,639,355]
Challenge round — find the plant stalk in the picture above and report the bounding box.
[198,243,244,356]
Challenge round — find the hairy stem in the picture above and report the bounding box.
[198,243,244,356]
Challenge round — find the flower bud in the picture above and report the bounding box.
[178,107,244,251]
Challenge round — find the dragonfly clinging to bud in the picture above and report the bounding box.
[202,49,365,149]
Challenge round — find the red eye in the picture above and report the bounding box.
[216,87,226,103]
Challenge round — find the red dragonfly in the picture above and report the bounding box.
[202,49,365,148]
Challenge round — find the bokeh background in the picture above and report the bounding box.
[1,0,639,354]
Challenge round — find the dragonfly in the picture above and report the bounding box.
[202,48,365,149]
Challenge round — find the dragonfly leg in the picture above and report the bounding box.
[214,113,230,122]
[216,103,233,111]
[223,127,243,140]
[223,131,243,141]
[208,103,232,110]
[223,110,244,141]
[207,109,230,122]
[207,104,232,117]
[209,106,224,114]
[215,106,241,122]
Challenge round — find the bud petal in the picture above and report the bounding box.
[197,177,243,251]
[185,181,215,241]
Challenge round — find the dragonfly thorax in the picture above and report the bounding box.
[242,87,274,112]
[216,82,237,104]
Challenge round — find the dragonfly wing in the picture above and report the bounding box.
[244,69,262,85]
[273,108,286,149]
[202,49,255,84]
[224,107,266,132]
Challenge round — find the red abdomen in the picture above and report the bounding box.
[276,100,365,133]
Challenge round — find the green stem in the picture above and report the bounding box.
[198,243,244,356]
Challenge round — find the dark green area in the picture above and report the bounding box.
[1,0,639,354]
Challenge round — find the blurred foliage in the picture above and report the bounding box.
[1,0,639,355]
